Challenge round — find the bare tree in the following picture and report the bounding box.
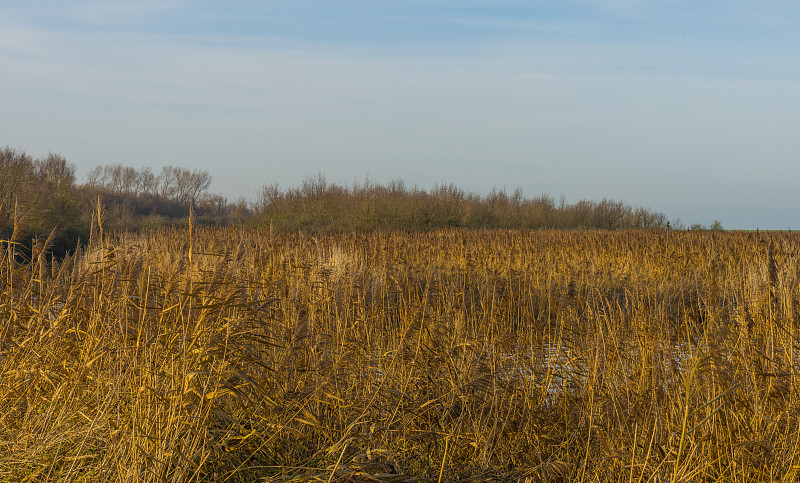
[36,153,76,190]
[88,164,159,195]
[86,166,104,189]
[0,146,35,208]
[107,164,124,191]
[136,167,158,195]
[159,166,179,199]
[119,166,139,193]
[159,166,211,203]
[197,193,228,217]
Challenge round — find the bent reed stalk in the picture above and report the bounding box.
[0,227,799,481]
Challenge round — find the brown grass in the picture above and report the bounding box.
[1,226,799,481]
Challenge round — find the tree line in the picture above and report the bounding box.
[252,174,672,232]
[1,146,689,256]
[0,146,244,257]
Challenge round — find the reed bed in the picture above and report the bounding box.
[1,226,800,481]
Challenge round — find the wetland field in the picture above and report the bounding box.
[1,227,800,481]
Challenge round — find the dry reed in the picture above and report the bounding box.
[1,227,799,481]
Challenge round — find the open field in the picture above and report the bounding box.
[2,227,800,481]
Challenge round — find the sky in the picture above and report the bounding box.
[2,1,800,229]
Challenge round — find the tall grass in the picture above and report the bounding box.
[1,227,799,481]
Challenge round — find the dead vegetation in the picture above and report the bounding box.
[1,225,799,481]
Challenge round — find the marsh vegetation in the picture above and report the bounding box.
[1,223,798,481]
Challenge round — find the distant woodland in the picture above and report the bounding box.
[1,146,680,256]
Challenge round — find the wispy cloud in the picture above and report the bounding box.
[0,0,185,30]
[64,0,186,26]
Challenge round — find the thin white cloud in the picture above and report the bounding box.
[583,0,643,15]
[0,0,186,29]
[513,73,555,80]
[64,0,185,26]
[0,22,51,56]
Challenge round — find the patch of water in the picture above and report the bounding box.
[500,339,707,398]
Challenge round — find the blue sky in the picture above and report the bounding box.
[2,1,800,228]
